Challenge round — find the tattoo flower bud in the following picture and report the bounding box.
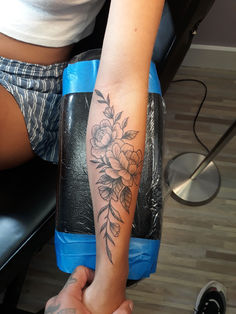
[103,106,114,119]
[110,221,120,237]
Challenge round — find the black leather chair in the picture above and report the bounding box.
[0,158,57,314]
[0,1,216,313]
[158,0,215,94]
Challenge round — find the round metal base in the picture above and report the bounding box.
[165,152,221,206]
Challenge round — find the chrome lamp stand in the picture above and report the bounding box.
[165,120,236,206]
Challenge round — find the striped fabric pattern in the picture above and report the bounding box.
[0,56,67,163]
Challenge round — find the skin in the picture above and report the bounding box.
[45,266,133,314]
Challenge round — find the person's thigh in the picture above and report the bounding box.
[0,85,35,170]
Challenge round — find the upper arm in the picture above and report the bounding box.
[97,0,165,86]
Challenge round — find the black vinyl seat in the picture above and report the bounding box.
[0,158,57,314]
[0,1,216,313]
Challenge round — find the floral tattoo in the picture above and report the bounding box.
[90,90,143,264]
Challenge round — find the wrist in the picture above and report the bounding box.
[94,258,129,287]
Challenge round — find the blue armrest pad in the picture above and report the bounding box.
[58,57,162,280]
[63,60,161,95]
[55,231,160,280]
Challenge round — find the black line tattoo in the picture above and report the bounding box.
[44,303,60,313]
[90,90,143,263]
[57,309,76,314]
[45,303,76,314]
[64,277,77,287]
[64,270,77,288]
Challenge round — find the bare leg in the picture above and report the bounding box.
[0,85,35,170]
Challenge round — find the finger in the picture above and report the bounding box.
[73,266,95,288]
[62,266,95,292]
[113,300,133,314]
[45,297,61,313]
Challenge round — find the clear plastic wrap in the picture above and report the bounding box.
[55,50,164,279]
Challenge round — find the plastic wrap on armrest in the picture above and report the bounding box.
[56,50,164,279]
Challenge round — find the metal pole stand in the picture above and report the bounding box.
[165,120,236,206]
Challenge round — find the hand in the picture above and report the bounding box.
[45,266,133,314]
[45,266,93,314]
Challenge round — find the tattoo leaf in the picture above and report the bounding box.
[95,89,105,99]
[120,186,132,213]
[100,222,107,233]
[110,204,124,223]
[96,174,114,185]
[122,130,139,140]
[110,221,120,237]
[121,117,128,129]
[114,111,123,123]
[111,190,119,202]
[105,239,113,264]
[96,163,106,169]
[106,232,115,246]
[98,186,113,201]
[113,178,124,195]
[90,159,99,164]
[99,168,106,173]
[106,94,110,106]
[98,99,107,104]
[97,205,108,221]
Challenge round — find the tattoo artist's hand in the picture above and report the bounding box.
[45,266,93,314]
[45,266,133,314]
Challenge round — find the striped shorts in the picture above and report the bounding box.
[0,56,67,163]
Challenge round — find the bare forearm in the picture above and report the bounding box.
[97,0,164,86]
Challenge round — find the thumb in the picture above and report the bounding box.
[113,300,133,314]
[61,266,94,298]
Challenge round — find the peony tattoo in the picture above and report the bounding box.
[90,90,143,264]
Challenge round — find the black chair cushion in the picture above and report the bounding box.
[0,158,57,289]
